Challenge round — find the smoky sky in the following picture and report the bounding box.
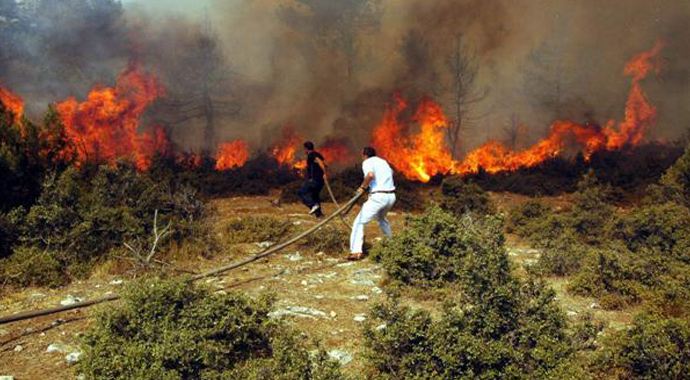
[1,0,689,153]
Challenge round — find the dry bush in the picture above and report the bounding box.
[225,216,294,244]
[298,224,348,254]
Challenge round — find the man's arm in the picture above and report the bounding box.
[315,157,327,179]
[358,172,374,193]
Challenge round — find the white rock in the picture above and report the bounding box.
[287,252,303,261]
[301,280,308,286]
[330,311,337,318]
[590,302,601,309]
[293,221,302,226]
[328,349,353,365]
[256,241,274,249]
[314,295,325,299]
[59,295,83,306]
[0,376,15,380]
[353,314,367,322]
[371,287,383,294]
[354,295,369,301]
[65,351,83,365]
[46,343,69,353]
[13,345,22,352]
[269,306,327,319]
[350,279,376,286]
[375,323,387,331]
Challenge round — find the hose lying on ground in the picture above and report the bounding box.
[0,191,365,326]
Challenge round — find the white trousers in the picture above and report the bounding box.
[350,193,396,253]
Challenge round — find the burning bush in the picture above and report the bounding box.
[440,175,494,216]
[79,278,343,380]
[370,206,506,287]
[225,216,294,245]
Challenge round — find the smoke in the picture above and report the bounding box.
[1,0,689,153]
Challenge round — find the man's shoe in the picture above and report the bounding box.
[309,204,321,215]
[347,252,365,261]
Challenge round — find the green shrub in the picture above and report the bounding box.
[440,176,494,216]
[363,278,573,379]
[225,216,294,244]
[570,312,606,351]
[609,202,690,262]
[569,171,616,244]
[596,313,690,379]
[660,142,690,206]
[0,246,66,288]
[506,200,551,237]
[568,246,642,309]
[79,278,343,380]
[370,206,506,287]
[533,233,589,276]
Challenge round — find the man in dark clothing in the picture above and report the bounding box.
[297,141,326,217]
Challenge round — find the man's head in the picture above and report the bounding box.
[303,141,315,152]
[362,146,376,160]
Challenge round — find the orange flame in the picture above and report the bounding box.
[0,85,24,126]
[372,93,455,182]
[372,42,664,181]
[55,63,168,171]
[320,137,353,166]
[215,139,250,170]
[271,125,302,167]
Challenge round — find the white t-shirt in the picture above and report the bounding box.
[362,156,395,192]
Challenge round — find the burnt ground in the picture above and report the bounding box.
[0,191,635,379]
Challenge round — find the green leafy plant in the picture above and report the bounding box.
[79,278,344,380]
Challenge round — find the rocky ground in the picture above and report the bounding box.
[0,192,633,379]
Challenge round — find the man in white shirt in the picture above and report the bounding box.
[348,147,396,261]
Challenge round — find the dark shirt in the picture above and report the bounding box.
[306,151,325,183]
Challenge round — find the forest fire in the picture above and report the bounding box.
[372,42,664,181]
[271,126,302,168]
[215,139,250,170]
[0,85,24,126]
[372,94,455,182]
[55,63,168,171]
[271,126,352,170]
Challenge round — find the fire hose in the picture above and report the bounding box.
[0,190,365,326]
[324,176,353,231]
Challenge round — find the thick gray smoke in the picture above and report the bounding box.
[1,0,689,154]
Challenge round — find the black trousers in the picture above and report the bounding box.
[297,180,324,209]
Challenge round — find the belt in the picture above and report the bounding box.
[370,190,396,194]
